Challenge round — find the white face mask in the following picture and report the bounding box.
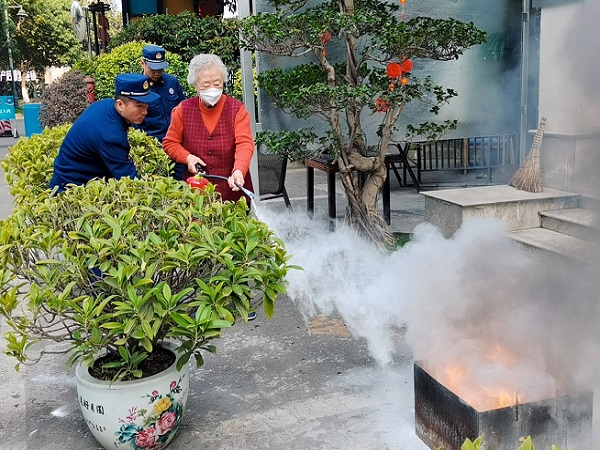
[199,87,223,106]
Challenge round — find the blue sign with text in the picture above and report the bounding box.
[0,96,16,120]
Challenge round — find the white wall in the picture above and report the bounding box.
[538,0,600,195]
[44,67,70,86]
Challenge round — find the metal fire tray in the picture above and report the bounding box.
[414,361,593,450]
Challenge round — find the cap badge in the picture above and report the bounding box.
[156,53,163,59]
[169,88,174,94]
[143,80,149,90]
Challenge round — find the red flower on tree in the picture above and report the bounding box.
[386,59,412,90]
[400,59,413,73]
[386,62,402,79]
[320,31,331,57]
[375,97,390,113]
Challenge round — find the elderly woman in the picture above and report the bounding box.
[163,54,254,202]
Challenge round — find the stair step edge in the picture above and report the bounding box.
[510,228,600,265]
[539,208,600,227]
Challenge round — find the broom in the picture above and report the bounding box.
[509,116,547,193]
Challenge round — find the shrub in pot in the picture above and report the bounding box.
[0,175,292,448]
[0,126,294,447]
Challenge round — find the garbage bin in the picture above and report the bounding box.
[23,103,43,137]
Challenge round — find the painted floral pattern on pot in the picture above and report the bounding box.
[114,375,187,449]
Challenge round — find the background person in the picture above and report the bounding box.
[49,73,159,193]
[162,54,254,202]
[134,44,186,179]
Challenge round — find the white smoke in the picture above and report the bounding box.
[261,207,600,404]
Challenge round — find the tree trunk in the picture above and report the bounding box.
[19,63,30,103]
[338,162,394,248]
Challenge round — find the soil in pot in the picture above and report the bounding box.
[89,347,176,381]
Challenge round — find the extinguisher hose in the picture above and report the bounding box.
[194,164,255,199]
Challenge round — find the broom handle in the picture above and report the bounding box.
[531,117,547,152]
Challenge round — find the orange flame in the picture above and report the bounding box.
[424,349,556,412]
[434,363,523,411]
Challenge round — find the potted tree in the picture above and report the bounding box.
[238,0,486,245]
[0,128,294,449]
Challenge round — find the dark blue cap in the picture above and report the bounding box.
[115,73,160,103]
[142,44,169,70]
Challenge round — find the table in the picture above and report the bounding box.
[306,154,394,231]
[306,155,339,231]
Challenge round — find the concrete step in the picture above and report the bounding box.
[423,185,580,238]
[509,227,600,266]
[540,208,600,242]
[580,195,600,211]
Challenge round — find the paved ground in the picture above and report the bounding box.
[0,122,19,219]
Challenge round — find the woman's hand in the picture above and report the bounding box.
[186,154,206,174]
[228,169,245,191]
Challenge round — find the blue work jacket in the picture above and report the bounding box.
[49,99,137,193]
[133,73,185,141]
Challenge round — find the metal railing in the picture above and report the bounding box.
[413,133,520,184]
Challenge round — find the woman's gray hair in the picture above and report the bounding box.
[187,54,228,89]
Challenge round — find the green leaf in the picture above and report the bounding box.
[102,361,124,369]
[170,312,192,327]
[176,352,191,371]
[517,436,534,450]
[140,337,153,353]
[118,346,130,361]
[123,319,137,335]
[140,320,154,339]
[113,337,129,346]
[131,329,146,340]
[90,328,103,345]
[101,322,125,330]
[193,352,205,367]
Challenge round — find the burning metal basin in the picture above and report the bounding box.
[414,361,593,450]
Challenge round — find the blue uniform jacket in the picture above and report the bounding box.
[49,98,137,193]
[133,73,185,141]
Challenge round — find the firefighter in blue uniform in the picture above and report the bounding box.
[49,73,160,193]
[134,44,186,179]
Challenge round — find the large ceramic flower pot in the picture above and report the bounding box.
[75,343,190,450]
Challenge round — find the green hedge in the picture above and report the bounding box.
[110,12,240,73]
[1,125,173,205]
[73,41,194,100]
